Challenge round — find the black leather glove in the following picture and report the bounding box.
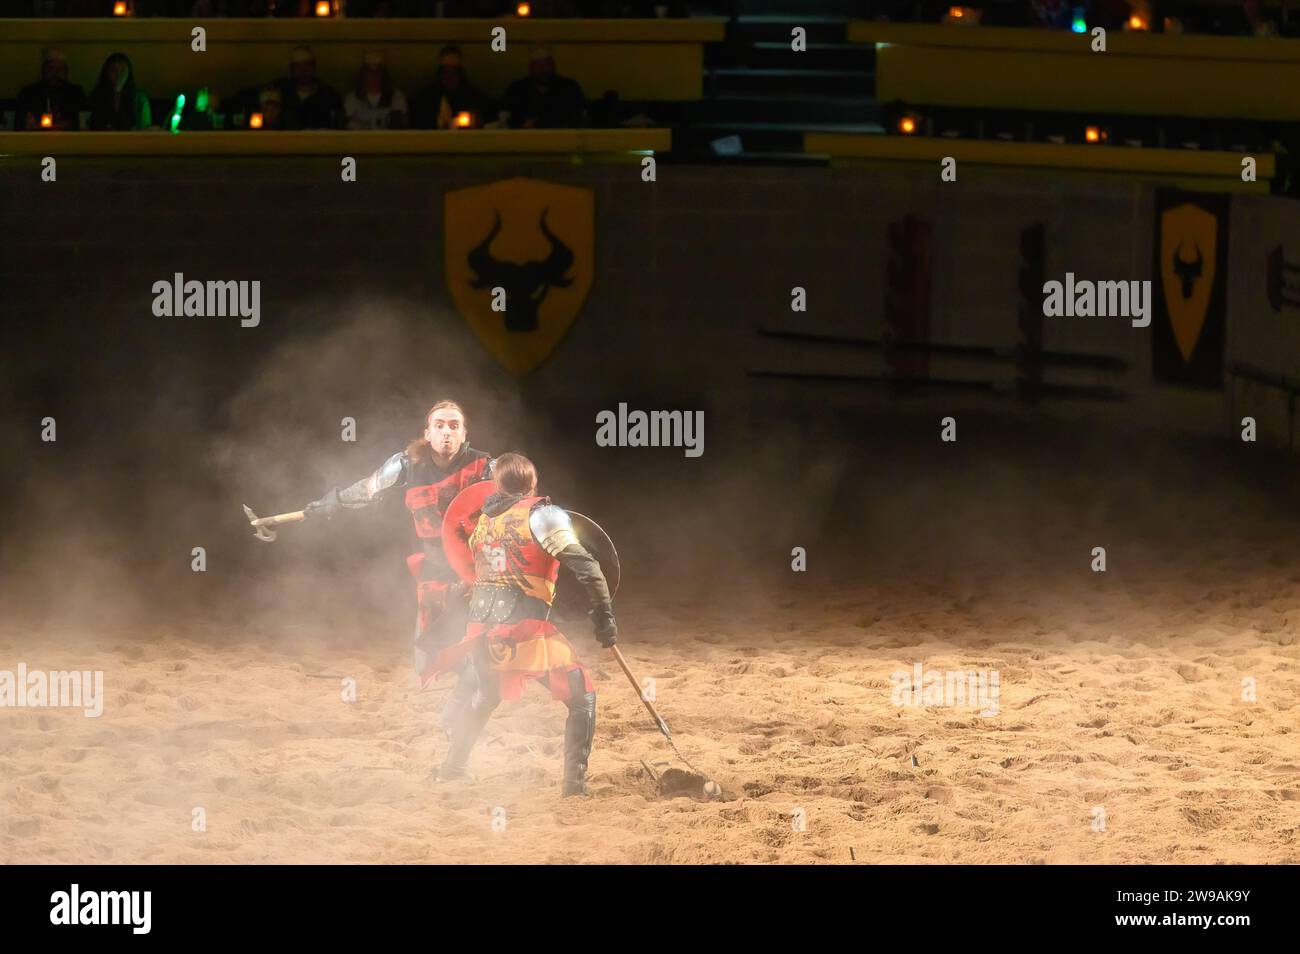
[305,488,341,520]
[592,607,618,648]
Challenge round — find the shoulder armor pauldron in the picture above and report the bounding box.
[529,503,579,556]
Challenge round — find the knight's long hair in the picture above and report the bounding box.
[405,399,466,464]
[492,453,537,496]
[88,52,139,130]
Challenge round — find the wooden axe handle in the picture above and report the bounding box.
[252,510,306,527]
[608,644,672,738]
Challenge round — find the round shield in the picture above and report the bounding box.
[441,480,495,583]
[552,511,621,621]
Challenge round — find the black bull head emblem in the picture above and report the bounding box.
[1172,240,1203,299]
[467,208,575,332]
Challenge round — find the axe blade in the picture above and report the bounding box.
[242,504,278,543]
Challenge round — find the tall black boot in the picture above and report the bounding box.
[435,699,494,781]
[439,660,479,740]
[561,691,596,797]
[436,659,498,782]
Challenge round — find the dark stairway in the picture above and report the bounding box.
[680,1,884,162]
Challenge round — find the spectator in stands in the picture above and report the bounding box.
[250,86,287,130]
[88,53,151,131]
[1027,0,1075,28]
[1243,0,1281,35]
[621,1,691,15]
[500,46,587,129]
[1089,0,1137,30]
[179,86,220,131]
[411,46,494,129]
[277,45,342,129]
[344,51,409,129]
[977,0,1030,27]
[16,48,87,132]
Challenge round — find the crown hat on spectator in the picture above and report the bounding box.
[290,45,315,65]
[439,47,463,69]
[42,48,67,66]
[363,50,385,68]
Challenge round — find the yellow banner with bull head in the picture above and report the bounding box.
[1152,190,1228,388]
[444,177,594,376]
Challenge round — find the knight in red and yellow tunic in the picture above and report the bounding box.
[433,453,617,797]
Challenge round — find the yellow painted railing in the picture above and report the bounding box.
[848,23,1300,121]
[805,132,1275,192]
[0,127,671,157]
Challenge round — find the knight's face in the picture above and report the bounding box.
[425,408,466,458]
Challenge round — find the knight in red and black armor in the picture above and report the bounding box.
[303,399,492,732]
[432,452,617,797]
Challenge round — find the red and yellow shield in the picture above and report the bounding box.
[1159,202,1217,363]
[444,177,595,375]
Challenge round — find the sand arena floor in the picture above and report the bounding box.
[2,561,1296,864]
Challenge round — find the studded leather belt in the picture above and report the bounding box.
[467,585,551,624]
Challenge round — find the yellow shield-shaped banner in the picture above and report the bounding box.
[1159,202,1217,363]
[444,177,594,375]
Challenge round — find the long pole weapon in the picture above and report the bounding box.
[606,644,716,793]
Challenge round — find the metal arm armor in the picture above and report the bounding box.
[529,503,580,556]
[337,451,408,508]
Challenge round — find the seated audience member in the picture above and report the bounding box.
[1087,0,1136,30]
[1243,0,1280,35]
[277,45,343,129]
[622,0,691,14]
[1028,0,1075,28]
[978,0,1030,27]
[179,86,220,131]
[88,53,152,131]
[500,46,587,129]
[344,52,409,129]
[17,48,87,132]
[344,0,397,13]
[411,46,494,129]
[249,86,287,130]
